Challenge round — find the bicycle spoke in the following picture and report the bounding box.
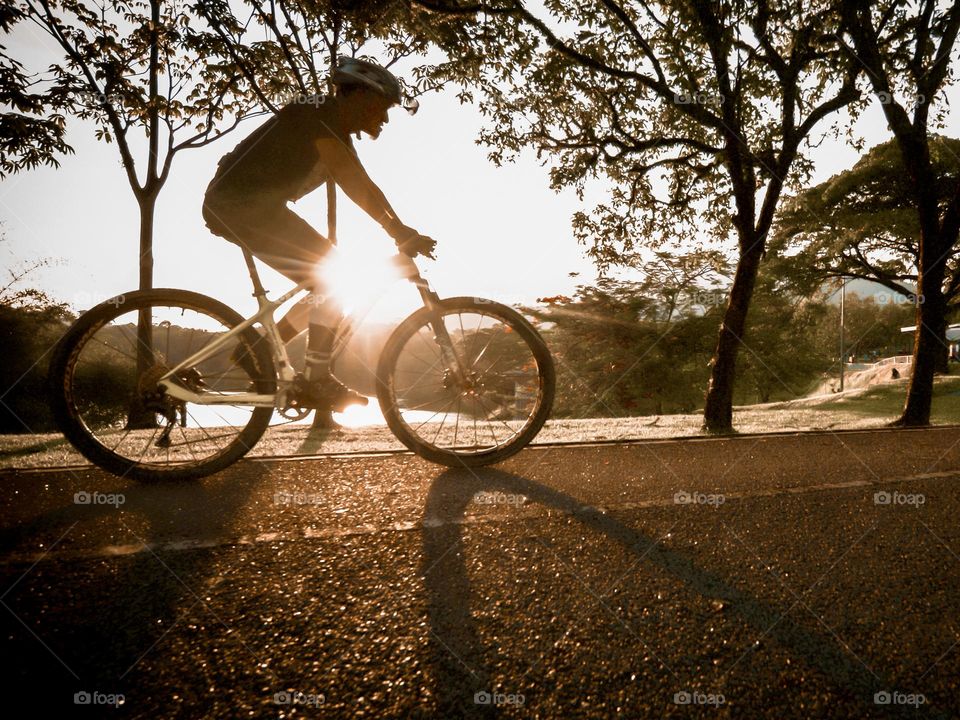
[91,337,138,364]
[431,409,449,445]
[135,426,162,464]
[60,297,275,475]
[386,303,550,462]
[397,356,445,397]
[178,425,201,462]
[412,396,460,433]
[453,395,462,447]
[473,392,524,438]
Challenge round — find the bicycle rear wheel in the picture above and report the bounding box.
[377,297,554,467]
[48,289,276,482]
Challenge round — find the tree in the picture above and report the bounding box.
[809,291,916,363]
[0,250,135,438]
[0,6,71,175]
[841,0,960,425]
[771,136,960,371]
[531,252,729,416]
[735,274,830,404]
[412,0,863,433]
[3,0,265,424]
[534,279,720,416]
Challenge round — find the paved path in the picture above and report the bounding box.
[1,427,959,717]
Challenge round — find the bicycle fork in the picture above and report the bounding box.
[398,255,466,383]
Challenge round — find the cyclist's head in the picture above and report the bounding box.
[332,57,419,115]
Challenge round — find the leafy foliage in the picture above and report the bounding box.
[771,136,960,307]
[533,267,915,416]
[533,278,719,416]
[197,0,450,110]
[413,0,865,431]
[1,0,265,182]
[840,0,960,424]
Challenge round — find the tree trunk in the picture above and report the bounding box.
[127,195,158,429]
[702,242,764,434]
[896,240,947,426]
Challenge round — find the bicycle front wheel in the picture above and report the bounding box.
[48,289,276,482]
[377,297,555,467]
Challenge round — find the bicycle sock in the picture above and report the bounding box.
[304,324,335,380]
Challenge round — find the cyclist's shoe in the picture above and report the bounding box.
[299,375,368,412]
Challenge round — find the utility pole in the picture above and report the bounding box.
[839,278,846,392]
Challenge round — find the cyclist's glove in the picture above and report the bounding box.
[397,231,437,260]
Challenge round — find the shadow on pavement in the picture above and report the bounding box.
[420,465,937,719]
[0,462,270,711]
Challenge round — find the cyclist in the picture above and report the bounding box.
[202,57,435,411]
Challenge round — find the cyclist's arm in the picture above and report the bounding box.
[315,137,408,239]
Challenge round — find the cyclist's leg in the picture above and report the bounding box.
[202,195,341,343]
[202,197,363,407]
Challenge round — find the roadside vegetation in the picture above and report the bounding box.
[4,0,960,434]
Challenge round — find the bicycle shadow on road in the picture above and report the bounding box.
[420,466,934,719]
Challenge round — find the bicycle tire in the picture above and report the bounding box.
[48,289,276,482]
[376,296,555,467]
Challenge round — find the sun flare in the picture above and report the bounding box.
[332,401,387,428]
[316,244,418,322]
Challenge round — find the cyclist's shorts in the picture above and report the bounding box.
[202,191,331,285]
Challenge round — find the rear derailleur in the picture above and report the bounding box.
[137,365,206,447]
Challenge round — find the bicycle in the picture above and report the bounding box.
[48,248,556,481]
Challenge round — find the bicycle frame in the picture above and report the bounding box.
[157,248,455,409]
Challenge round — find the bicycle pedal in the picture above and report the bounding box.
[291,374,368,412]
[329,392,369,413]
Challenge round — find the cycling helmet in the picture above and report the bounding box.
[332,56,419,115]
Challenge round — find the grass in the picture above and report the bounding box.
[816,375,960,424]
[5,374,960,471]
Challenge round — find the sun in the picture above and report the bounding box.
[316,244,420,323]
[332,401,388,427]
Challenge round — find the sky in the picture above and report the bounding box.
[2,17,960,325]
[0,78,600,322]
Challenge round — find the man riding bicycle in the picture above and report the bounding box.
[202,57,435,412]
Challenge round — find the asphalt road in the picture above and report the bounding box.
[2,427,959,718]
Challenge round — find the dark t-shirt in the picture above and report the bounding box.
[206,95,353,203]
